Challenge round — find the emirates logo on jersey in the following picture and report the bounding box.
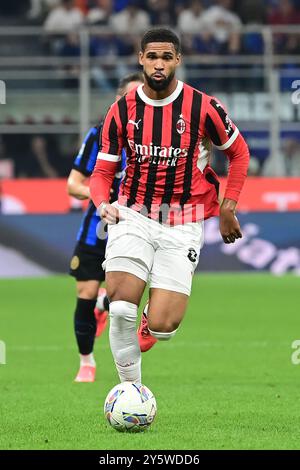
[176,114,186,135]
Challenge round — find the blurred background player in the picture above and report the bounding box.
[68,72,143,383]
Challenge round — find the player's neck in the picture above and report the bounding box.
[143,78,178,101]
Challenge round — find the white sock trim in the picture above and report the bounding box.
[143,303,149,316]
[80,353,96,367]
[148,328,178,341]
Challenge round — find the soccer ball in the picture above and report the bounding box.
[104,382,157,432]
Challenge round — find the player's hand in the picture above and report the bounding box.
[219,207,242,244]
[98,202,122,225]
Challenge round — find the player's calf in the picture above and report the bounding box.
[109,300,141,383]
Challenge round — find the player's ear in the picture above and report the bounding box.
[176,54,182,67]
[138,51,144,66]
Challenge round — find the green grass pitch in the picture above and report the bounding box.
[0,274,299,450]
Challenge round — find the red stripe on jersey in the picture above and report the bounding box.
[120,93,137,199]
[223,133,250,201]
[99,103,123,156]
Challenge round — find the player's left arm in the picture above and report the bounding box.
[205,97,250,244]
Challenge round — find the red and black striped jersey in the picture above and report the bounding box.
[91,80,249,224]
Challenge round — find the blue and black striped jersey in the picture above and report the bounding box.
[73,125,125,249]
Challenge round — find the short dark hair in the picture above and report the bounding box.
[117,72,144,95]
[141,28,181,54]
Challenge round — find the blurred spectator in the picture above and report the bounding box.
[13,136,59,178]
[283,138,300,176]
[110,0,150,33]
[59,33,81,88]
[267,0,300,70]
[113,0,131,12]
[74,0,89,14]
[109,0,150,81]
[86,0,112,24]
[146,0,175,26]
[89,34,119,90]
[43,0,84,32]
[267,0,300,25]
[240,0,265,56]
[237,0,266,25]
[200,0,242,54]
[177,0,205,33]
[27,0,60,21]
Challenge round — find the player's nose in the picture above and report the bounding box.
[154,60,164,70]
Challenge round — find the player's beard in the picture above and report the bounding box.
[143,70,175,92]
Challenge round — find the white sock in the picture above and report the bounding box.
[96,291,106,311]
[143,303,149,316]
[109,300,141,383]
[80,353,96,367]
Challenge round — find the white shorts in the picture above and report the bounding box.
[102,204,204,296]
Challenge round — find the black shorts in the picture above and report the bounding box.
[69,243,106,282]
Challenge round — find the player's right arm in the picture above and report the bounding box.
[67,169,90,200]
[90,102,124,224]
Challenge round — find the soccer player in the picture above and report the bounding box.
[90,28,250,384]
[68,72,144,383]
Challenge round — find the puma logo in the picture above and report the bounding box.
[128,119,142,130]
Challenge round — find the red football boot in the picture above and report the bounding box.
[137,304,157,353]
[74,365,96,383]
[94,287,108,338]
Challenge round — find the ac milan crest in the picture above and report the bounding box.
[176,114,186,135]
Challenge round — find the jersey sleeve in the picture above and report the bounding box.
[204,97,239,151]
[98,101,124,161]
[90,102,125,208]
[204,96,250,202]
[73,126,100,176]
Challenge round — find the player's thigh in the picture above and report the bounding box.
[148,288,189,332]
[70,245,105,299]
[76,280,100,300]
[70,244,105,287]
[106,271,146,306]
[149,221,203,297]
[104,208,154,306]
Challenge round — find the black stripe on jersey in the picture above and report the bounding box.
[210,98,234,139]
[180,91,202,206]
[98,106,111,151]
[143,107,163,213]
[127,93,145,208]
[118,97,128,141]
[118,97,131,192]
[75,127,100,175]
[160,90,184,222]
[205,114,222,147]
[78,201,96,245]
[108,116,119,155]
[205,171,220,197]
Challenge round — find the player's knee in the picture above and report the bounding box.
[77,284,98,300]
[109,300,138,323]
